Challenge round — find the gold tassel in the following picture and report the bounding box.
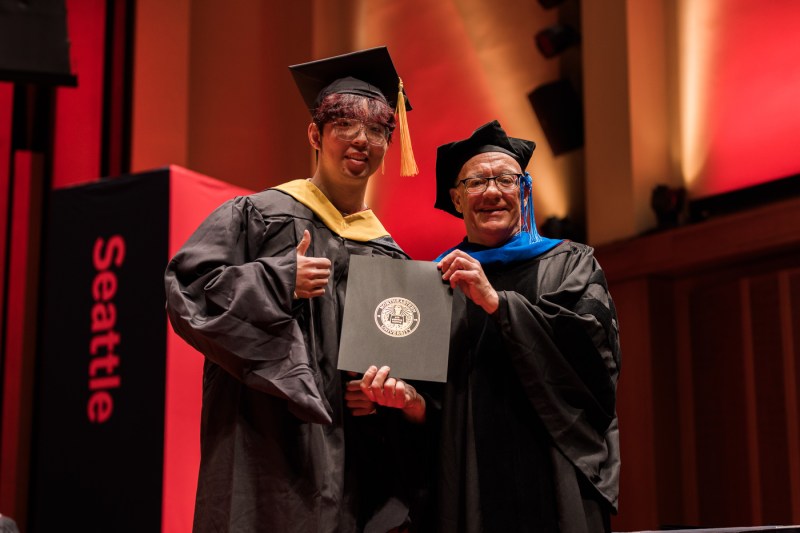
[396,78,418,176]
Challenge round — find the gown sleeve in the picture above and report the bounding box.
[493,243,621,506]
[164,195,332,424]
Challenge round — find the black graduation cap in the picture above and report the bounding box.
[289,46,412,113]
[289,46,418,176]
[434,120,535,217]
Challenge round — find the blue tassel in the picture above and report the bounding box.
[519,172,542,244]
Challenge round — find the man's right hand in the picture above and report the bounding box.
[437,249,499,314]
[294,229,331,299]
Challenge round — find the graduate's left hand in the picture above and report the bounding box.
[351,366,426,424]
[438,249,499,314]
[345,379,377,417]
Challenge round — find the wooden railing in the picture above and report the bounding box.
[597,196,800,530]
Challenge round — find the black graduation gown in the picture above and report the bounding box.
[434,240,621,533]
[164,180,411,533]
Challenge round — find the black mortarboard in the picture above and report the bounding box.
[289,46,418,176]
[434,120,535,217]
[289,46,412,113]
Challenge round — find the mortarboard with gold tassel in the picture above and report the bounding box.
[289,46,418,176]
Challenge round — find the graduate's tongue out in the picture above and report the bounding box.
[345,152,368,173]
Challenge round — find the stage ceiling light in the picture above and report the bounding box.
[534,24,580,59]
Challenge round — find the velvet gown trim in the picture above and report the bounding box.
[274,179,389,242]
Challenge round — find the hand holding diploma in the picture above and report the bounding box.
[345,365,426,424]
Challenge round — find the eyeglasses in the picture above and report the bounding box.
[330,118,389,146]
[456,173,522,194]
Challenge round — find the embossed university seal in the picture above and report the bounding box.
[374,297,421,337]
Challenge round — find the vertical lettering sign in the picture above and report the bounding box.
[30,170,169,532]
[88,235,124,422]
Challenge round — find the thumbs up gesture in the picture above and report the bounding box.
[294,229,332,299]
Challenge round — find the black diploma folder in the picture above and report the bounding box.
[338,255,452,382]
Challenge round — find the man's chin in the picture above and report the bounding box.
[470,225,518,247]
[341,167,373,180]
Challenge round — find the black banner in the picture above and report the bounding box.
[30,169,169,532]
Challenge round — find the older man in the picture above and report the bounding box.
[434,120,621,532]
[358,120,621,532]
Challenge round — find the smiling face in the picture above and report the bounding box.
[449,151,522,247]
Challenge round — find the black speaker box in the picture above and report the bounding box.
[0,0,75,85]
[528,79,584,156]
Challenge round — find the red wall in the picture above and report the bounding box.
[689,0,800,199]
[52,0,107,188]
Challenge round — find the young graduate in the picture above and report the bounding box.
[164,47,420,533]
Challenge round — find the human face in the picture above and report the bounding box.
[449,152,522,247]
[309,101,388,184]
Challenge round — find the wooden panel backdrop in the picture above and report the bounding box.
[598,196,800,530]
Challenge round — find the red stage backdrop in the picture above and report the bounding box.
[681,0,800,199]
